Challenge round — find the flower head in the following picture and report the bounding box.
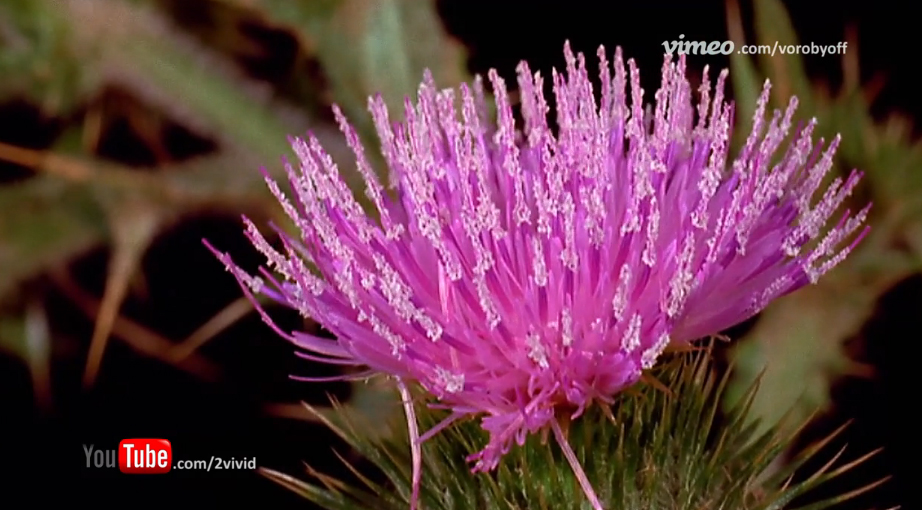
[207,42,869,509]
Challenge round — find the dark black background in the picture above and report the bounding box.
[1,1,914,508]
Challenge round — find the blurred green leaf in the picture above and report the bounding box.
[60,0,301,160]
[231,0,342,27]
[0,177,107,298]
[359,0,468,115]
[0,0,356,301]
[726,285,868,438]
[265,376,402,442]
[726,0,922,439]
[3,0,464,304]
[245,0,469,140]
[0,146,239,299]
[726,0,762,140]
[322,376,402,439]
[751,0,814,111]
[726,210,921,436]
[0,0,99,114]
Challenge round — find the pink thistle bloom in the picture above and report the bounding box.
[206,42,869,509]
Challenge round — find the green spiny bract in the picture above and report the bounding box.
[263,349,885,510]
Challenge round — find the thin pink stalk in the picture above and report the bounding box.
[551,419,605,510]
[397,379,422,510]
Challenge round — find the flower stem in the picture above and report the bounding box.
[551,418,604,510]
[397,379,422,510]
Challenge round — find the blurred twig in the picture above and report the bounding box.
[82,203,160,388]
[167,295,253,361]
[51,269,221,381]
[0,140,94,181]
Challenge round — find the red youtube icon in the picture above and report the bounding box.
[118,439,172,474]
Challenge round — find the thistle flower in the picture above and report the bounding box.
[206,42,869,510]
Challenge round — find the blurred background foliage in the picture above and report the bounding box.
[0,0,914,508]
[724,0,922,437]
